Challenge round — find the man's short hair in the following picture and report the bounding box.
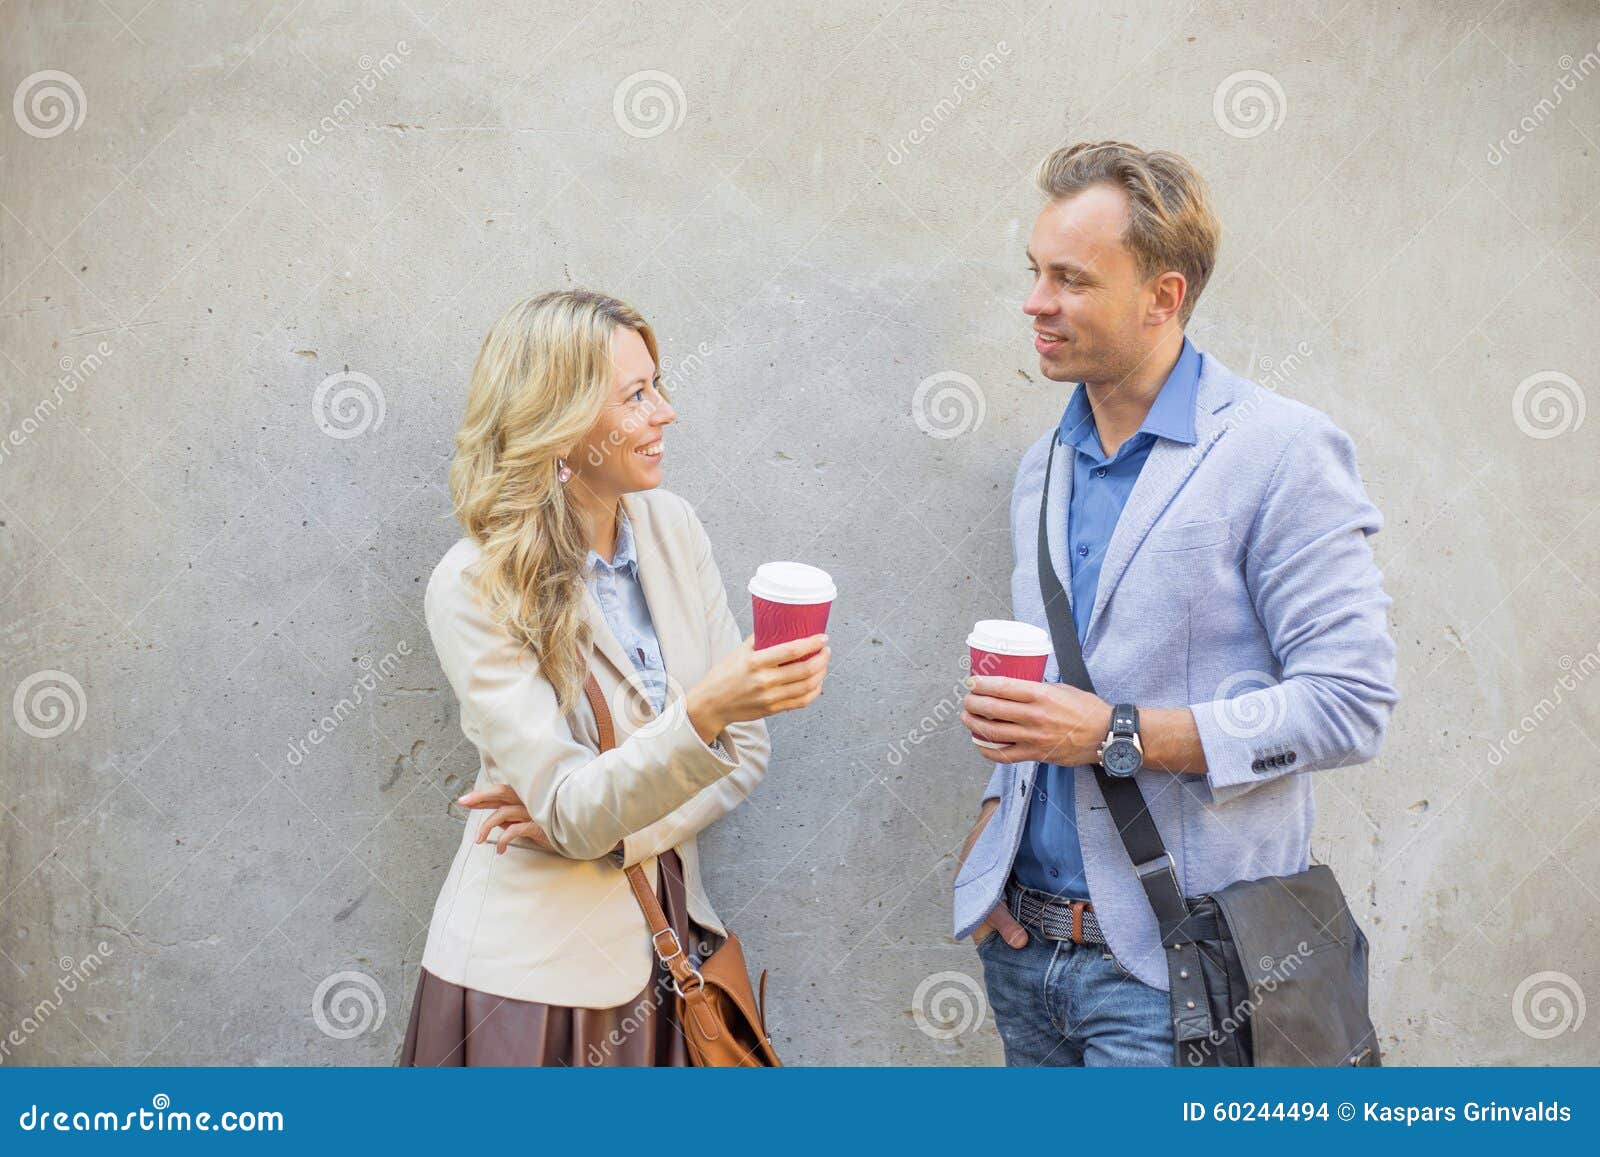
[1035,141,1221,325]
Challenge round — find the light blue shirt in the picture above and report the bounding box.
[586,510,668,714]
[1013,338,1202,898]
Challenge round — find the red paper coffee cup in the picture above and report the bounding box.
[966,619,1051,749]
[749,561,836,653]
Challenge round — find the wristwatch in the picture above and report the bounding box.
[1097,703,1143,777]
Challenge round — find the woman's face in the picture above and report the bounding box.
[570,326,676,497]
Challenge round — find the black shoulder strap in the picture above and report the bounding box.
[1035,436,1196,946]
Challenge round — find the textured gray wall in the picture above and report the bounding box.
[2,0,1597,1066]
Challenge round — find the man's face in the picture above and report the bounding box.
[1023,184,1152,386]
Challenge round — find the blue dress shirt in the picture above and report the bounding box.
[586,510,668,714]
[1012,338,1202,899]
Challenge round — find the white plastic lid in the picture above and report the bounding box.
[966,619,1050,656]
[748,561,837,605]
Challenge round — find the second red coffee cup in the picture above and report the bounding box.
[749,561,836,653]
[966,619,1051,748]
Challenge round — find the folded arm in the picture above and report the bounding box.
[1188,414,1399,805]
[427,561,746,862]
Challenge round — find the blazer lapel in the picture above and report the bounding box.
[1081,362,1238,649]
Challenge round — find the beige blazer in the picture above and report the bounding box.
[417,488,771,1008]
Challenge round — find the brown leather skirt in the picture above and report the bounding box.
[398,849,718,1067]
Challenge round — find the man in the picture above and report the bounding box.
[952,141,1398,1066]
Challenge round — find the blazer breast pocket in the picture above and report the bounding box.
[1145,515,1231,553]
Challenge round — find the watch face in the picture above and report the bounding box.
[1102,739,1142,777]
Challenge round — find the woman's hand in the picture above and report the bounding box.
[457,785,554,855]
[685,634,831,744]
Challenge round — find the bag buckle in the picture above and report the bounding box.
[671,967,706,998]
[1135,852,1175,880]
[652,927,684,964]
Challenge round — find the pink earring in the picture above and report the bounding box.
[556,458,573,484]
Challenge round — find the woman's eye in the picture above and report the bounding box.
[630,388,645,403]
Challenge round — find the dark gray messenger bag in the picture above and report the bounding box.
[1034,436,1381,1066]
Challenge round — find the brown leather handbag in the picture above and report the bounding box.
[583,675,782,1067]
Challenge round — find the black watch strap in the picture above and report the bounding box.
[1111,703,1139,738]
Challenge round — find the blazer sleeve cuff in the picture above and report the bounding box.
[610,712,739,869]
[1189,701,1302,806]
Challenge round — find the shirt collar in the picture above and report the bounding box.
[1057,337,1202,452]
[586,509,639,576]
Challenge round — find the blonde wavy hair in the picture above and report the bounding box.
[448,289,660,714]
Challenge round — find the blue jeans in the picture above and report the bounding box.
[978,925,1174,1066]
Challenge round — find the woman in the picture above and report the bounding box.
[401,289,830,1066]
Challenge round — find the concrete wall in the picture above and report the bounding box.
[2,0,1597,1065]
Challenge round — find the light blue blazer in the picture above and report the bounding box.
[952,351,1399,992]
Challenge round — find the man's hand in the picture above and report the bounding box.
[958,799,1029,950]
[962,675,1110,767]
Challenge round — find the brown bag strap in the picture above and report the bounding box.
[582,673,704,995]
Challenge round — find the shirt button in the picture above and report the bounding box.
[1077,544,1090,557]
[1049,868,1060,879]
[1094,467,1107,478]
